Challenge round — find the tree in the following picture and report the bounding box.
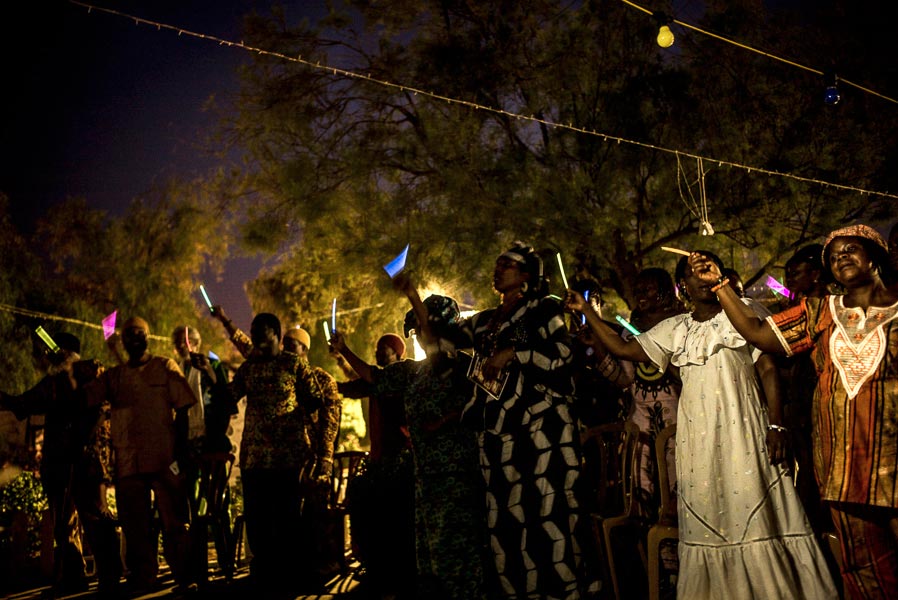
[0,179,240,388]
[214,0,896,345]
[0,195,43,392]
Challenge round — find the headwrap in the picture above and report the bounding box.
[499,245,529,265]
[286,327,312,351]
[499,241,544,286]
[378,333,406,358]
[822,224,888,263]
[403,295,461,337]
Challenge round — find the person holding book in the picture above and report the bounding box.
[443,241,583,599]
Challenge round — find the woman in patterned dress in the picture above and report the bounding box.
[364,278,487,600]
[704,224,898,599]
[448,241,583,599]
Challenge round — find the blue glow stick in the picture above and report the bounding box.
[615,315,641,336]
[765,275,792,299]
[199,285,214,311]
[581,290,589,325]
[384,244,410,278]
[331,298,337,333]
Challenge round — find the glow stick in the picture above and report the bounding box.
[661,246,691,256]
[208,350,220,361]
[185,326,192,353]
[331,298,337,333]
[323,320,331,342]
[102,311,117,340]
[35,326,60,353]
[581,290,589,325]
[555,252,569,289]
[384,244,410,278]
[766,275,792,299]
[615,315,641,336]
[199,285,213,311]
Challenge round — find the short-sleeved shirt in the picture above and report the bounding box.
[88,356,196,479]
[769,295,898,508]
[230,352,324,470]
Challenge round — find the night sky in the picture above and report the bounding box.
[0,0,328,331]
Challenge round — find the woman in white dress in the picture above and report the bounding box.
[566,252,837,599]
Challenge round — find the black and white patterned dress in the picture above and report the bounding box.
[452,295,583,599]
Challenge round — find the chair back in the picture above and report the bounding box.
[195,452,236,519]
[330,450,368,510]
[654,423,677,523]
[581,421,641,518]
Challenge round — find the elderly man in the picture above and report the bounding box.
[86,317,198,595]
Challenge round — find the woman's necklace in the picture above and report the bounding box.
[483,294,523,354]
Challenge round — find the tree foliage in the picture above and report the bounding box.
[218,0,896,344]
[0,182,238,393]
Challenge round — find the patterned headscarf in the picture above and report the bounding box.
[403,295,461,337]
[822,224,889,263]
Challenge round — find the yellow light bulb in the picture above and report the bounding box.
[657,25,675,48]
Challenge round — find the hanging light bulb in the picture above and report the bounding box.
[654,12,675,48]
[823,68,841,106]
[657,25,675,48]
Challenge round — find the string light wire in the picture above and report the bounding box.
[0,303,169,341]
[619,0,898,106]
[68,1,898,202]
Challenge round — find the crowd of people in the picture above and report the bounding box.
[0,220,896,600]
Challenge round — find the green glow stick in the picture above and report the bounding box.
[35,326,61,353]
[199,285,213,311]
[555,252,569,289]
[615,315,641,336]
[323,320,331,342]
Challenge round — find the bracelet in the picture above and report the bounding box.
[710,277,730,293]
[767,424,788,433]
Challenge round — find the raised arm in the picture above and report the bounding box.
[211,305,253,359]
[565,290,650,363]
[688,254,784,353]
[392,272,433,344]
[329,330,374,383]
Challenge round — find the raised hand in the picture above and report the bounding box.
[329,329,347,354]
[564,289,588,313]
[688,252,722,283]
